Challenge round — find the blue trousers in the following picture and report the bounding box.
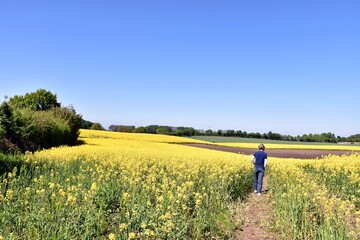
[254,167,265,193]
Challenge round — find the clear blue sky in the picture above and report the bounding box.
[1,1,359,137]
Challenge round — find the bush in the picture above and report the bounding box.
[0,125,5,139]
[0,106,82,152]
[1,90,83,153]
[50,106,82,145]
[90,123,105,131]
[18,109,72,151]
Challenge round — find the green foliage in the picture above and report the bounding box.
[51,106,82,145]
[0,153,26,176]
[0,102,13,130]
[81,119,93,129]
[173,127,196,136]
[347,134,360,143]
[1,90,83,152]
[90,123,105,131]
[18,109,72,151]
[266,131,282,140]
[7,95,25,109]
[197,128,340,143]
[144,125,158,134]
[0,102,24,152]
[109,125,135,132]
[156,126,171,135]
[225,129,235,137]
[108,124,200,137]
[205,129,213,136]
[0,104,8,140]
[300,132,337,143]
[133,126,146,133]
[9,89,60,111]
[0,125,5,139]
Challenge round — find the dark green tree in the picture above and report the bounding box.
[134,126,146,133]
[145,125,159,134]
[347,134,360,142]
[226,129,235,137]
[236,130,243,137]
[109,125,135,132]
[156,126,171,135]
[9,89,60,111]
[174,127,196,136]
[0,102,13,137]
[81,120,93,129]
[90,123,105,130]
[0,101,26,152]
[205,129,213,136]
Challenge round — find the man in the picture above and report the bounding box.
[251,144,268,196]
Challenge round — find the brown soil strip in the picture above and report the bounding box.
[235,176,279,240]
[185,143,357,159]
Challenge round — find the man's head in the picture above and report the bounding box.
[258,144,265,151]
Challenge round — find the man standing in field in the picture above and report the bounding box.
[251,144,268,196]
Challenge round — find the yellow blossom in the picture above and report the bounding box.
[108,233,116,240]
[59,189,66,197]
[128,232,136,239]
[67,195,77,205]
[6,189,14,199]
[49,183,56,189]
[90,182,97,191]
[119,223,128,232]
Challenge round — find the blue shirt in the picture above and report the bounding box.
[253,150,267,170]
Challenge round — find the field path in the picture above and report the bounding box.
[234,176,279,240]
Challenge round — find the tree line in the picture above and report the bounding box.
[107,125,197,137]
[90,124,359,143]
[0,89,84,153]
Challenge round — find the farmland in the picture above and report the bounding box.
[191,136,360,148]
[0,130,359,239]
[190,135,360,159]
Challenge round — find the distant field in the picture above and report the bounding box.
[190,136,341,145]
[190,136,360,151]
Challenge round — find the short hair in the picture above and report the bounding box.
[258,144,265,150]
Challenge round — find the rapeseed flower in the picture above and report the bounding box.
[108,233,116,240]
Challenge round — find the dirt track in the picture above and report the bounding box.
[185,143,357,159]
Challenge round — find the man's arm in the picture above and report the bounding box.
[251,155,256,164]
[264,158,268,168]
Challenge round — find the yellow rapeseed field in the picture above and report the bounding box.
[269,154,360,239]
[0,130,253,239]
[0,129,359,239]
